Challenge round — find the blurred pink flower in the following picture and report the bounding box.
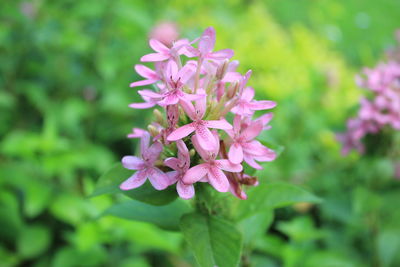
[149,22,180,47]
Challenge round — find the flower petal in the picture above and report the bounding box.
[248,100,277,110]
[217,159,243,172]
[147,167,169,190]
[134,64,157,79]
[149,38,170,53]
[241,121,263,141]
[166,171,179,185]
[205,119,233,130]
[195,124,217,151]
[129,79,157,88]
[122,156,145,170]
[141,53,170,62]
[228,143,244,164]
[199,27,215,55]
[243,154,263,170]
[207,167,230,192]
[183,163,209,184]
[138,90,163,98]
[167,123,196,141]
[177,180,195,199]
[164,157,180,170]
[208,49,234,60]
[120,170,147,190]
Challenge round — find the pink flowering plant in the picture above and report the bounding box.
[338,34,400,157]
[93,27,321,267]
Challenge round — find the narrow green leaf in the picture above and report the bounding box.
[180,213,243,267]
[104,199,192,231]
[237,182,322,219]
[90,163,131,197]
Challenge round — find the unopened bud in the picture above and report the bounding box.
[189,149,196,157]
[227,82,239,99]
[216,59,229,80]
[147,125,159,137]
[153,109,164,124]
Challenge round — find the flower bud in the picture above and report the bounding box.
[216,59,229,80]
[147,125,159,137]
[153,109,164,125]
[227,82,239,99]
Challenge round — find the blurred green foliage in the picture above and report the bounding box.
[1,0,400,266]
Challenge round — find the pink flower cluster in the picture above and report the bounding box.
[338,60,400,155]
[120,27,277,200]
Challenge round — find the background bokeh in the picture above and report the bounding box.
[1,0,400,266]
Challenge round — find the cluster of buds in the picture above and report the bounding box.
[338,56,400,155]
[120,27,277,200]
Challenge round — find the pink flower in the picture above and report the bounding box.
[167,89,232,150]
[130,64,161,88]
[231,87,277,116]
[186,27,234,61]
[227,115,276,167]
[120,132,169,190]
[164,140,194,199]
[141,38,192,62]
[183,132,242,192]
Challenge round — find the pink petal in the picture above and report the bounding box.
[228,143,244,164]
[149,38,170,53]
[135,64,157,79]
[256,113,274,127]
[141,53,170,62]
[248,100,277,110]
[129,101,156,109]
[222,72,242,82]
[140,132,151,154]
[145,141,163,163]
[130,79,157,88]
[177,180,195,199]
[191,134,212,161]
[147,167,169,190]
[242,87,255,101]
[158,93,180,106]
[120,170,147,190]
[242,140,269,156]
[166,171,179,185]
[241,121,263,141]
[183,163,209,184]
[165,60,179,81]
[179,99,197,121]
[138,90,163,98]
[178,62,196,84]
[127,128,146,139]
[164,157,180,170]
[122,156,145,170]
[217,159,243,172]
[182,92,205,102]
[243,155,263,170]
[208,49,234,60]
[167,123,196,141]
[207,167,230,192]
[205,119,233,130]
[195,124,217,151]
[194,88,207,119]
[199,27,216,55]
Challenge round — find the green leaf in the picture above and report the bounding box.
[104,199,192,231]
[237,182,321,219]
[123,181,177,206]
[90,163,132,197]
[180,213,243,267]
[17,225,51,259]
[238,209,274,245]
